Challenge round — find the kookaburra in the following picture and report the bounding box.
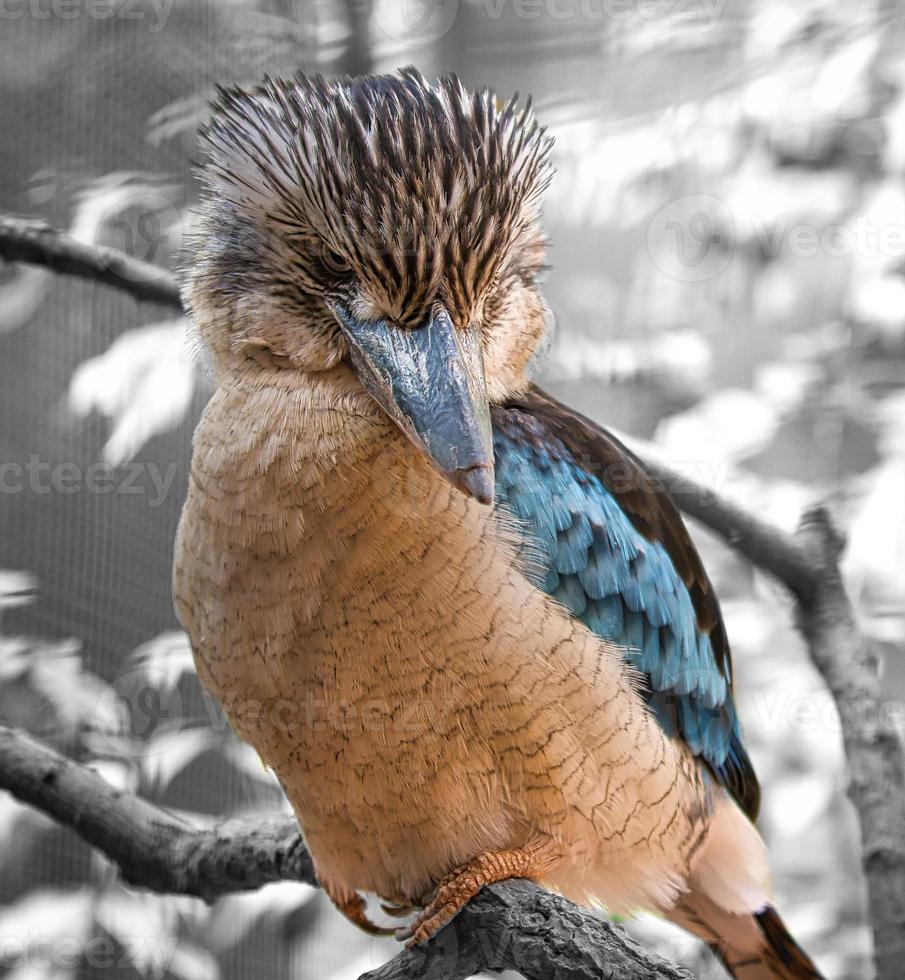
[174,68,824,980]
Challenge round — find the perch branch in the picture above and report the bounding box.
[2,213,904,976]
[359,879,693,980]
[0,724,693,980]
[0,214,182,309]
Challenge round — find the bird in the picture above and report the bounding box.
[173,68,824,980]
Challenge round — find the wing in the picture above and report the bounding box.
[491,386,760,820]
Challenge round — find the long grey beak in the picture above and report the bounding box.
[331,301,495,505]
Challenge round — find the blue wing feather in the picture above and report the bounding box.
[491,389,760,818]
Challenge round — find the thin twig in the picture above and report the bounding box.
[640,458,818,604]
[0,214,182,309]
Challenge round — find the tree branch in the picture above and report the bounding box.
[359,880,693,980]
[2,213,904,976]
[337,0,374,76]
[793,511,905,980]
[0,215,182,309]
[0,724,316,899]
[640,460,818,604]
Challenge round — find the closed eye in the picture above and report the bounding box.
[321,247,352,277]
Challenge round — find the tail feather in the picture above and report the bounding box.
[673,788,825,979]
[668,896,825,980]
[753,906,825,980]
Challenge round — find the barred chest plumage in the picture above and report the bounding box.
[174,371,716,912]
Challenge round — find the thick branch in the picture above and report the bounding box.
[0,725,692,980]
[359,880,693,980]
[0,215,182,309]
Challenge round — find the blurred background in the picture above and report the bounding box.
[1,1,904,977]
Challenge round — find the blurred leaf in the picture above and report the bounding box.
[0,569,38,618]
[165,941,220,980]
[206,882,317,954]
[849,275,905,339]
[782,322,853,361]
[764,773,835,837]
[68,320,196,465]
[5,961,75,980]
[126,631,196,699]
[140,727,219,791]
[69,172,182,258]
[0,266,50,336]
[882,88,905,174]
[29,642,120,733]
[743,22,881,164]
[95,889,181,977]
[546,328,712,386]
[720,159,855,252]
[754,361,821,414]
[83,757,139,794]
[0,793,55,863]
[548,103,740,230]
[146,92,215,148]
[219,738,282,790]
[0,636,123,747]
[0,888,93,955]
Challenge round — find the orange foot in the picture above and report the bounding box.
[401,834,560,948]
[325,885,395,937]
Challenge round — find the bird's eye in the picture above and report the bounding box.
[321,247,351,277]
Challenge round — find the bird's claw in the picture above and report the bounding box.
[402,835,559,948]
[328,889,396,936]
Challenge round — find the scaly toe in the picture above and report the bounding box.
[403,885,473,947]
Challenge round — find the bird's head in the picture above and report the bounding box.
[185,68,554,504]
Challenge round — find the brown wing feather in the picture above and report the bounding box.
[500,385,759,818]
